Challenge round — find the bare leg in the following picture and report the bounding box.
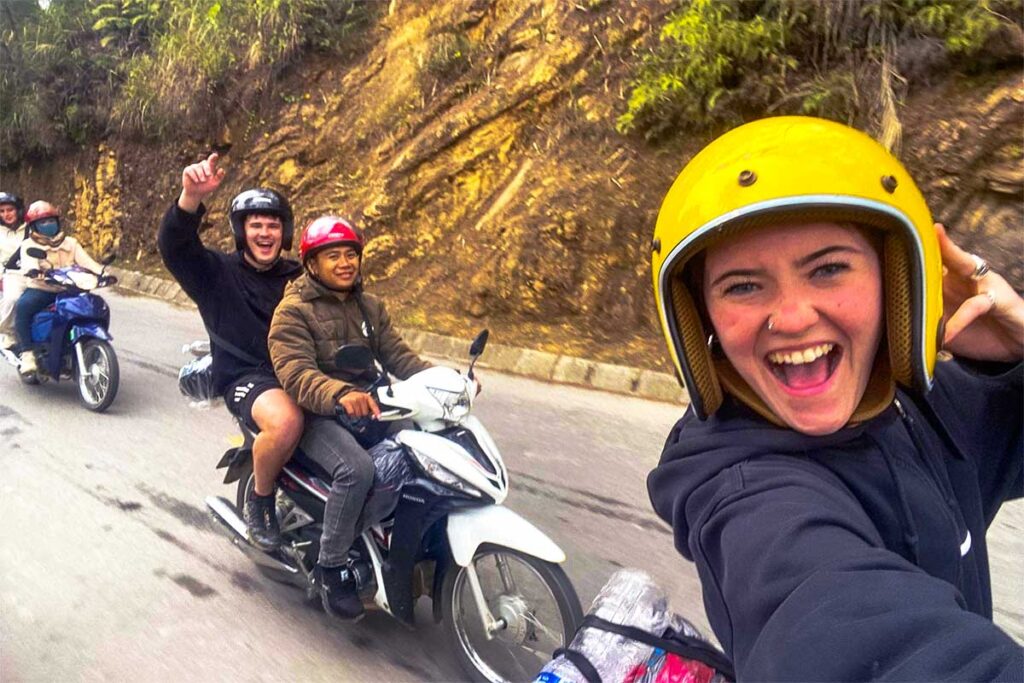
[250,389,303,496]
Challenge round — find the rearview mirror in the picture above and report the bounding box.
[469,329,489,358]
[25,247,47,260]
[334,344,375,372]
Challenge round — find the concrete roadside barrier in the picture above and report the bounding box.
[109,266,690,406]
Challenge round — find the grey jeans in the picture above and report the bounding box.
[300,415,404,567]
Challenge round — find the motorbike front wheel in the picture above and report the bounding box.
[441,544,583,683]
[75,339,119,412]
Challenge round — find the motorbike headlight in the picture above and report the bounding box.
[408,448,481,497]
[427,386,471,422]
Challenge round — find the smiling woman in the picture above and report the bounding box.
[703,222,884,435]
[647,117,1024,681]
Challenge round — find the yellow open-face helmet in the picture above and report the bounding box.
[651,116,943,420]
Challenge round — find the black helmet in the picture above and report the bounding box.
[0,192,24,226]
[228,188,294,252]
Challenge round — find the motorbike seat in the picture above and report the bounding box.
[236,417,333,485]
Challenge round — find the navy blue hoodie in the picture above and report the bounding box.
[648,359,1023,680]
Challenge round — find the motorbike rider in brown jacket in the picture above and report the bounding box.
[268,216,432,620]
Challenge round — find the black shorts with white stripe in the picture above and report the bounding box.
[223,371,282,433]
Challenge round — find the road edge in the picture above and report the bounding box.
[108,266,690,406]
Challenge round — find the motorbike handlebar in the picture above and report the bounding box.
[333,404,374,433]
[32,266,116,290]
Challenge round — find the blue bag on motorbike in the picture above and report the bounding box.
[36,292,112,380]
[31,309,55,343]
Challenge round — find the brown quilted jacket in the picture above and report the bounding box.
[268,272,432,415]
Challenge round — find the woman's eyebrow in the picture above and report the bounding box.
[795,245,860,267]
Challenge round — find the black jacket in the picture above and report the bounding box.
[157,202,301,394]
[648,359,1023,681]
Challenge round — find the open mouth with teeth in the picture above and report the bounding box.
[249,240,278,262]
[766,343,842,391]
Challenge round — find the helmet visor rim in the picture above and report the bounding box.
[657,196,932,417]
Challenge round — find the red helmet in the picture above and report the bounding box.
[25,200,59,225]
[299,216,363,263]
[24,200,65,246]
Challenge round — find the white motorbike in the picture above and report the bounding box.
[203,330,583,682]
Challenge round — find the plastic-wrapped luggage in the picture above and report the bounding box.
[536,569,733,683]
[359,438,414,527]
[178,351,218,407]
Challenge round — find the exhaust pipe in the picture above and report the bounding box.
[205,496,303,577]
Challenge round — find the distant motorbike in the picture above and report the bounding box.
[196,331,584,682]
[1,247,119,412]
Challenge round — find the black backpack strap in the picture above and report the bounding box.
[581,615,735,680]
[206,327,265,367]
[550,647,602,683]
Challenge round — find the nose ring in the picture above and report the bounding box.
[767,317,775,332]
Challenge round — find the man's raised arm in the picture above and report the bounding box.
[157,153,227,301]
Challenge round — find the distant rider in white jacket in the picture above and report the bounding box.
[0,191,26,350]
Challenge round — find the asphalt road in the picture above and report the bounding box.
[1,291,1021,681]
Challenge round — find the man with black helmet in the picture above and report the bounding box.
[0,191,26,350]
[158,152,303,552]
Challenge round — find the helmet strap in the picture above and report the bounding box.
[714,350,895,428]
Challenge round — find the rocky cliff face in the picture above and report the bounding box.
[5,0,1021,369]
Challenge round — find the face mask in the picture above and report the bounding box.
[34,218,60,237]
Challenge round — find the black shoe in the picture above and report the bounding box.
[243,492,281,552]
[316,564,365,621]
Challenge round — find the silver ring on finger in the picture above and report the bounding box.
[969,254,990,281]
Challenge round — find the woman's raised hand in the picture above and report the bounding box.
[937,223,1024,362]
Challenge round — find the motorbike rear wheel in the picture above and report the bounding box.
[75,339,119,412]
[441,544,583,683]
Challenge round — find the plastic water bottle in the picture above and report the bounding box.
[535,569,674,683]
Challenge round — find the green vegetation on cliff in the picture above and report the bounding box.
[1,0,375,164]
[618,0,1021,140]
[4,0,1020,167]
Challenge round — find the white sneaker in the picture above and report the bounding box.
[18,351,37,376]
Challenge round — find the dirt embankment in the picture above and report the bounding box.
[4,0,1022,371]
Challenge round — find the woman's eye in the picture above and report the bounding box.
[723,281,759,296]
[811,261,850,278]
